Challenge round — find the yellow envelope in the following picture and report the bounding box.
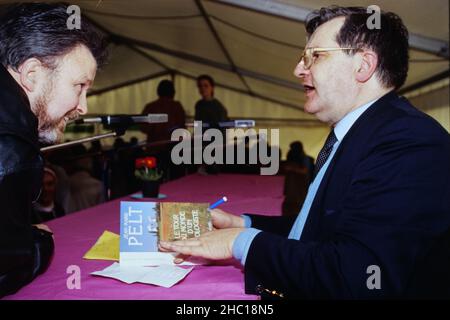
[83,230,120,261]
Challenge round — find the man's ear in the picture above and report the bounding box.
[16,58,45,92]
[355,50,378,83]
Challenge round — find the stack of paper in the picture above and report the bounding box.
[91,262,193,288]
[84,230,197,288]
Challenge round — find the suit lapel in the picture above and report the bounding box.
[299,91,399,242]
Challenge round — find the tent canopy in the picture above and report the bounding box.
[81,0,449,105]
[1,0,448,157]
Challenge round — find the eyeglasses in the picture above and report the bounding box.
[299,47,359,70]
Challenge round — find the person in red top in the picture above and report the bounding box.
[140,80,186,179]
[141,80,186,145]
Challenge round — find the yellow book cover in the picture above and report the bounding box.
[158,202,212,241]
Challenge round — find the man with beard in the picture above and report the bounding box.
[0,3,107,297]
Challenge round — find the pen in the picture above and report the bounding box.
[209,196,227,210]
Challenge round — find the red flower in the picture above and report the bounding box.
[135,157,157,169]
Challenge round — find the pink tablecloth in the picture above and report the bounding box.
[6,173,284,300]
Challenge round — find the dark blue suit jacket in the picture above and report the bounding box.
[245,91,450,299]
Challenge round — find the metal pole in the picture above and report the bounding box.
[40,132,118,152]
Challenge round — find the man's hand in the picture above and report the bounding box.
[159,228,245,261]
[159,209,246,263]
[33,224,53,234]
[211,208,245,229]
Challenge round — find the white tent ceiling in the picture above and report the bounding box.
[1,0,449,156]
[1,0,448,112]
[78,0,449,106]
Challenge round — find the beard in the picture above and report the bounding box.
[33,82,79,145]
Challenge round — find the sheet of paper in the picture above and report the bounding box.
[91,262,194,288]
[83,230,120,261]
[120,251,208,266]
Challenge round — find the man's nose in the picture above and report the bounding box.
[77,94,88,115]
[293,60,308,78]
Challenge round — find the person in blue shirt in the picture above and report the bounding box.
[160,6,450,299]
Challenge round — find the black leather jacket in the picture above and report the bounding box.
[0,64,54,298]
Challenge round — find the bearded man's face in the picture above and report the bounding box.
[30,45,97,144]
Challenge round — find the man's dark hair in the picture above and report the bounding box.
[0,2,108,71]
[197,74,215,87]
[157,80,175,98]
[305,6,409,90]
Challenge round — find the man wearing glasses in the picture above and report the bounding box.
[161,6,450,299]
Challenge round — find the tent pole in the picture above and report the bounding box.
[195,0,253,94]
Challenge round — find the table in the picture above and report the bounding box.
[5,173,284,300]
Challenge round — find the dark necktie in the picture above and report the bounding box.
[313,130,338,178]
